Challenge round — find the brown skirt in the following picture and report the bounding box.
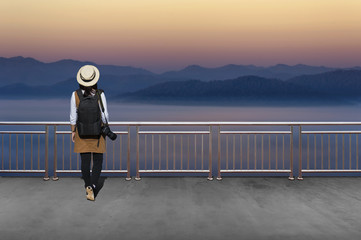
[73,130,106,153]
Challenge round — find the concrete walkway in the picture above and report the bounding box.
[1,177,361,240]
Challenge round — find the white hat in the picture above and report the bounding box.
[76,65,100,87]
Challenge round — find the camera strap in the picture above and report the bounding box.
[96,90,108,147]
[96,90,109,125]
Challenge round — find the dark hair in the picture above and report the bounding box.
[79,84,98,97]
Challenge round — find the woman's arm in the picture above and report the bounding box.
[70,92,77,142]
[100,92,110,123]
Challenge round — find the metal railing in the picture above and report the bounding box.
[298,123,361,180]
[217,125,294,180]
[0,123,50,180]
[135,124,213,180]
[1,121,361,180]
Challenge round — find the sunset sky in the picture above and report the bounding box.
[0,0,360,72]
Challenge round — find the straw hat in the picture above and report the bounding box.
[76,65,100,87]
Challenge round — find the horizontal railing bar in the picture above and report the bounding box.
[220,170,291,173]
[56,131,129,134]
[101,170,129,173]
[220,131,291,134]
[302,131,361,134]
[0,122,70,125]
[0,170,45,173]
[0,131,46,134]
[139,170,210,173]
[3,121,361,126]
[56,170,128,173]
[302,170,361,173]
[138,131,210,134]
[112,122,361,126]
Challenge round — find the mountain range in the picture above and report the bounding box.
[118,70,361,104]
[0,56,360,104]
[288,70,361,96]
[1,56,357,86]
[0,56,153,86]
[160,64,340,81]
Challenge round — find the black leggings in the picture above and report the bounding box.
[80,152,103,188]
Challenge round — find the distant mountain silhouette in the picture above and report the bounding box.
[1,56,353,87]
[161,64,339,81]
[54,74,175,97]
[0,74,176,99]
[117,70,361,104]
[1,56,360,105]
[287,69,361,96]
[117,76,323,103]
[0,56,154,86]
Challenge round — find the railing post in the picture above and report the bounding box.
[289,125,295,180]
[208,126,213,180]
[298,125,303,180]
[126,126,131,180]
[9,134,11,171]
[43,125,50,181]
[135,126,141,180]
[53,125,59,181]
[217,125,222,180]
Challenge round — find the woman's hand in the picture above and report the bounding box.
[72,132,75,142]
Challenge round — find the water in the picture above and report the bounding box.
[0,99,360,121]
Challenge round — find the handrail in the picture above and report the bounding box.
[220,131,291,134]
[2,121,361,126]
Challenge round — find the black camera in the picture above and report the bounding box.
[101,125,117,141]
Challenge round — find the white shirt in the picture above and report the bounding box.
[70,90,109,125]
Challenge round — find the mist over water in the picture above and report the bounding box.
[1,99,360,121]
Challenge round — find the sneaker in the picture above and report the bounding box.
[86,186,95,201]
[92,184,99,198]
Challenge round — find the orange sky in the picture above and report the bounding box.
[0,0,360,72]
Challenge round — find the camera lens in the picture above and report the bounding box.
[102,125,117,141]
[108,131,117,141]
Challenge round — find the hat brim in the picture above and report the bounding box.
[76,65,100,87]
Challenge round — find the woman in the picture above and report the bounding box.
[70,65,109,201]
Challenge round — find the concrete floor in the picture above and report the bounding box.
[1,177,361,240]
